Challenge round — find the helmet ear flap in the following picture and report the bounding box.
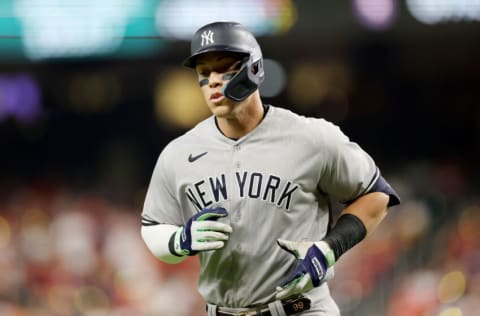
[223,66,256,101]
[223,57,264,101]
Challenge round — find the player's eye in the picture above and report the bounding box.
[196,67,210,76]
[218,61,242,81]
[222,72,236,81]
[220,60,242,73]
[229,60,242,71]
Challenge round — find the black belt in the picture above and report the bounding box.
[212,296,311,316]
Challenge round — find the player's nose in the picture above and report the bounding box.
[208,72,223,88]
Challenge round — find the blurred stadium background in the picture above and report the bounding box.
[1,1,480,315]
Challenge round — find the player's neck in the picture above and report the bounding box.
[216,94,264,139]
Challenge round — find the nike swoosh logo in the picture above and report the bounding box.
[188,151,208,162]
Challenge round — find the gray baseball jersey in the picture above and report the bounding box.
[142,105,378,307]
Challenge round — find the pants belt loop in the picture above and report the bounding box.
[206,303,217,316]
[268,300,287,316]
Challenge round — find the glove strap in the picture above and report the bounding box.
[305,242,334,287]
[314,241,335,267]
[168,227,188,257]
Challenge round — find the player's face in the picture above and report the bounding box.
[195,52,244,118]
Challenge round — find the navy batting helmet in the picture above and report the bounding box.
[183,21,265,101]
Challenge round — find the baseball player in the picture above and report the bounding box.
[141,21,400,316]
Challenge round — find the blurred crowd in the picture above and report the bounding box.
[0,160,478,316]
[0,179,204,316]
[330,161,480,316]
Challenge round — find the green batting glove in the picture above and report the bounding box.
[275,240,335,300]
[171,207,233,256]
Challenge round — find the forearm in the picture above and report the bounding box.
[323,192,389,260]
[141,224,187,264]
[341,191,389,235]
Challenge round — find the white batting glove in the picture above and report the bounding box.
[172,207,233,256]
[275,239,335,300]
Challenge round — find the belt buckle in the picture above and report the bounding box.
[282,295,311,314]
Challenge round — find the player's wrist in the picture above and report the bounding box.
[168,227,191,257]
[313,241,335,267]
[322,213,367,260]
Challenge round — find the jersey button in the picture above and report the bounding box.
[235,161,241,168]
[233,145,240,151]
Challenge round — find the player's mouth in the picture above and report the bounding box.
[210,92,224,103]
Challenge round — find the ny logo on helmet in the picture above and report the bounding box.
[201,30,214,46]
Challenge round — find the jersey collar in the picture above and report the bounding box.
[213,104,271,143]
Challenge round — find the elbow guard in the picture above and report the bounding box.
[141,224,187,264]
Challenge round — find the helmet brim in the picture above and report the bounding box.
[183,46,250,68]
